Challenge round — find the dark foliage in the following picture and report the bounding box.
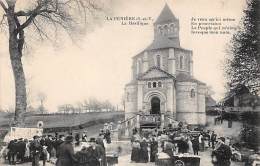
[239,124,259,151]
[225,0,260,94]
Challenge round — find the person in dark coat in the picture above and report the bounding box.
[139,138,149,163]
[211,137,232,166]
[96,134,105,149]
[56,135,77,166]
[17,138,26,163]
[96,142,107,166]
[104,129,111,144]
[131,139,140,162]
[75,146,89,166]
[211,131,217,149]
[7,140,17,165]
[150,137,158,162]
[178,137,189,154]
[54,135,65,152]
[30,136,43,166]
[192,136,200,155]
[96,136,107,166]
[86,138,102,166]
[40,136,48,166]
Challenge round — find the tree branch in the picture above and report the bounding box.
[0,0,7,13]
[0,14,5,25]
[32,19,51,41]
[18,1,57,31]
[15,10,32,16]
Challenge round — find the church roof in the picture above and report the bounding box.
[206,96,217,107]
[176,73,206,85]
[145,35,180,51]
[137,66,175,80]
[154,4,178,24]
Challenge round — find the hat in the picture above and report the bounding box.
[134,139,140,142]
[65,135,74,142]
[33,135,40,139]
[218,137,225,143]
[81,146,87,151]
[89,137,96,143]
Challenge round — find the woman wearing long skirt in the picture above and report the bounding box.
[131,140,140,162]
[140,138,149,163]
[150,137,158,162]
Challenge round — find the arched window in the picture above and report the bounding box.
[191,89,195,98]
[159,26,163,34]
[156,55,161,68]
[164,25,168,34]
[170,24,174,32]
[153,82,157,88]
[158,82,162,87]
[148,82,151,88]
[180,55,184,69]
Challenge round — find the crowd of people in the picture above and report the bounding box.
[2,121,235,166]
[3,128,112,166]
[130,126,233,166]
[5,134,60,165]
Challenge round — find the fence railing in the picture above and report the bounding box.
[139,114,160,125]
[224,106,260,112]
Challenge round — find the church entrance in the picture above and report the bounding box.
[151,97,160,114]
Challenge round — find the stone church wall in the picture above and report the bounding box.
[142,81,168,114]
[197,84,206,125]
[174,49,191,75]
[147,49,169,71]
[176,82,199,124]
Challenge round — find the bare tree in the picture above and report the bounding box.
[75,102,84,113]
[58,104,74,114]
[0,0,103,125]
[88,97,101,112]
[102,100,112,111]
[37,92,46,106]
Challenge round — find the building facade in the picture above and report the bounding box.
[124,4,207,129]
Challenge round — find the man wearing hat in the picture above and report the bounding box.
[211,137,232,166]
[56,135,77,166]
[30,135,42,166]
[86,138,102,166]
[17,138,26,163]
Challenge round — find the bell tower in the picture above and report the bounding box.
[153,4,180,46]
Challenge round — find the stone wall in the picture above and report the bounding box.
[147,49,169,71]
[174,48,192,75]
[176,82,199,124]
[197,84,206,125]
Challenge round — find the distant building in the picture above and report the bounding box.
[220,85,260,112]
[206,96,217,107]
[206,95,217,112]
[124,4,207,129]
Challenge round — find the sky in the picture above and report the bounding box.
[0,0,246,112]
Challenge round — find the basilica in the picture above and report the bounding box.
[124,4,207,129]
